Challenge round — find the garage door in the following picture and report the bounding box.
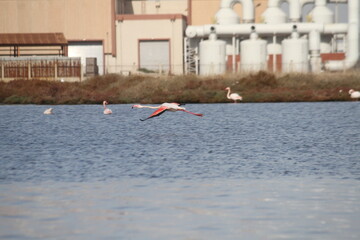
[139,40,170,73]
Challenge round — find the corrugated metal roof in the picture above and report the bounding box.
[0,33,67,46]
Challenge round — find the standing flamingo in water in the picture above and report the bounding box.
[225,87,243,103]
[132,103,203,121]
[103,101,112,114]
[349,89,360,100]
[43,108,53,115]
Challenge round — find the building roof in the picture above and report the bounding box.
[0,33,67,46]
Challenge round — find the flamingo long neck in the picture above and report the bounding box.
[227,89,231,99]
[137,105,160,109]
[103,103,107,109]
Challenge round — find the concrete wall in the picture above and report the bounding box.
[107,15,186,75]
[192,1,239,25]
[119,0,267,25]
[120,0,188,15]
[0,0,114,54]
[190,0,267,25]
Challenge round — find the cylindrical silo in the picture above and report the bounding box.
[307,0,334,54]
[240,32,267,72]
[199,33,226,75]
[308,0,334,25]
[282,31,309,73]
[267,36,282,57]
[261,7,287,24]
[215,8,240,25]
[309,30,322,72]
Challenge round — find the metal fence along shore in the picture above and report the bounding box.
[0,57,82,82]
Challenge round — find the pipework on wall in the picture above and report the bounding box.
[185,0,359,75]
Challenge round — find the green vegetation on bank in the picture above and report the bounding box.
[0,71,359,104]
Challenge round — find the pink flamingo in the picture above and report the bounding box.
[103,101,112,114]
[43,108,53,115]
[225,87,243,103]
[132,102,203,121]
[349,89,360,100]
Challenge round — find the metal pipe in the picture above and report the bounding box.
[232,35,236,73]
[300,0,315,6]
[325,0,359,71]
[266,0,302,22]
[186,23,348,38]
[273,35,277,72]
[216,0,254,23]
[309,30,322,72]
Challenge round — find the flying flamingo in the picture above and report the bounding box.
[103,101,112,114]
[132,102,203,121]
[43,108,53,115]
[225,87,243,103]
[349,89,360,100]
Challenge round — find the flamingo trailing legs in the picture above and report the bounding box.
[103,101,112,114]
[132,102,203,121]
[225,87,243,103]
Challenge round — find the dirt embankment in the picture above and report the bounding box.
[1,71,359,104]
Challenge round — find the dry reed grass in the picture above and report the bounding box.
[1,71,359,104]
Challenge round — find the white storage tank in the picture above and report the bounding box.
[261,7,287,24]
[215,8,240,25]
[307,0,334,54]
[308,0,333,25]
[282,31,309,73]
[240,32,267,72]
[199,32,226,75]
[267,41,282,55]
[320,35,332,53]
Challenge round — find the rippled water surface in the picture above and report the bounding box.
[0,102,359,239]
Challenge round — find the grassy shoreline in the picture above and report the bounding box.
[1,71,359,104]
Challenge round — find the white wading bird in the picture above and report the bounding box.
[103,101,113,114]
[43,108,53,115]
[132,102,203,121]
[349,89,360,100]
[225,87,243,103]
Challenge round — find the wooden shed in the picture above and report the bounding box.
[0,33,68,57]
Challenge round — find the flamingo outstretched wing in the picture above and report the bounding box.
[140,106,168,121]
[179,109,203,117]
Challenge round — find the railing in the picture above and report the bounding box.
[3,60,355,79]
[104,61,360,76]
[0,57,82,81]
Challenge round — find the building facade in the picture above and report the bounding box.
[1,0,356,78]
[0,0,116,76]
[0,0,266,77]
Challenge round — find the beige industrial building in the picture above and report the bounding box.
[1,0,355,79]
[0,0,266,78]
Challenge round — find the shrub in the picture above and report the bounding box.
[1,71,360,104]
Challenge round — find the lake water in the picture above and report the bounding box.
[0,102,359,239]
